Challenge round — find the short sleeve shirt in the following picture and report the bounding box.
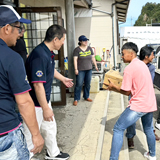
[26,42,55,107]
[121,58,157,112]
[73,46,94,71]
[10,38,28,64]
[0,39,31,134]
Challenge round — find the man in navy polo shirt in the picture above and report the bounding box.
[24,24,73,160]
[0,5,44,160]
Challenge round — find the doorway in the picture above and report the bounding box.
[17,7,66,106]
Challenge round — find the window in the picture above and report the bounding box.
[17,7,66,106]
[23,12,58,53]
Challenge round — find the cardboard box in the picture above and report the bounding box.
[103,70,123,89]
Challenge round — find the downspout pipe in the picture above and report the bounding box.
[112,4,116,70]
[92,8,112,16]
[92,0,129,70]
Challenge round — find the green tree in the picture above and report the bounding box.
[134,2,160,26]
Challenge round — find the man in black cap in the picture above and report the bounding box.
[0,5,44,160]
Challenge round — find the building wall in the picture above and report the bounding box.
[20,0,68,57]
[75,17,91,47]
[20,0,66,23]
[120,26,160,54]
[20,0,120,66]
[90,0,118,67]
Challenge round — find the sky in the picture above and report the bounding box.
[119,0,160,28]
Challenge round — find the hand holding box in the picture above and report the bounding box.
[103,70,123,89]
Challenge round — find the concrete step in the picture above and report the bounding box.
[101,92,129,160]
[128,120,147,160]
[123,95,147,160]
[101,91,159,160]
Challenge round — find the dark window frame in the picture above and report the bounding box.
[16,7,66,106]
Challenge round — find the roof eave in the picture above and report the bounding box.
[74,0,92,9]
[115,0,130,22]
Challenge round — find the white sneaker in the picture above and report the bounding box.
[144,152,156,160]
[155,121,160,130]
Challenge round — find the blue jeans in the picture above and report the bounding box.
[126,123,136,138]
[157,111,160,123]
[126,122,154,139]
[110,107,155,160]
[74,69,92,101]
[126,95,137,138]
[0,125,29,160]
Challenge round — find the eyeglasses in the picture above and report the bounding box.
[9,24,23,34]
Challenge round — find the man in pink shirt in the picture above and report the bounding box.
[106,42,157,160]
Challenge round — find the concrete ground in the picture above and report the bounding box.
[32,90,109,160]
[32,88,160,160]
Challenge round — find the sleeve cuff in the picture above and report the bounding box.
[31,81,46,83]
[14,89,31,95]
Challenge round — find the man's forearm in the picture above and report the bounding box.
[17,93,44,153]
[33,83,54,122]
[108,84,131,96]
[33,83,49,110]
[114,87,130,96]
[18,97,40,136]
[54,69,65,82]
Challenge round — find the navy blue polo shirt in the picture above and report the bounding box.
[0,39,31,135]
[26,42,55,107]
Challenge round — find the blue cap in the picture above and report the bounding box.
[0,5,31,26]
[78,35,89,41]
